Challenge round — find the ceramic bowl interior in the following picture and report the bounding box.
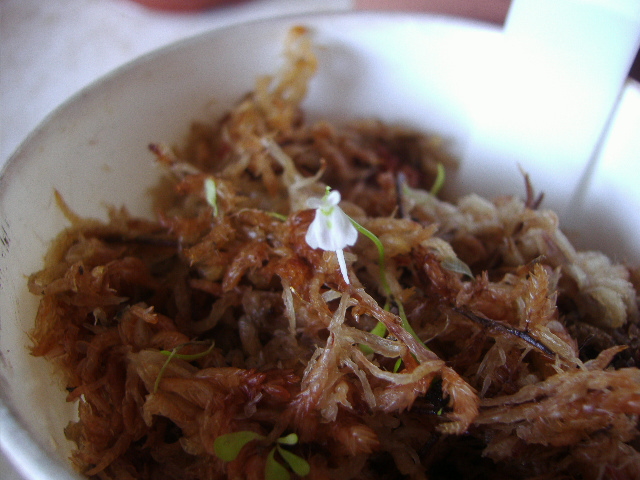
[1,12,638,480]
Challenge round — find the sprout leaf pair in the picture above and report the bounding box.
[214,431,310,480]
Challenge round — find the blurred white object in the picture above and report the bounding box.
[459,0,640,219]
[570,78,640,262]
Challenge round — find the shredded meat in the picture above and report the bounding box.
[30,26,640,480]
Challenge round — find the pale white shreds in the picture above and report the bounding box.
[281,279,296,334]
[477,364,640,446]
[406,186,637,329]
[342,357,377,409]
[261,136,325,211]
[565,249,638,328]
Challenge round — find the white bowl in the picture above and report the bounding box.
[0,11,638,480]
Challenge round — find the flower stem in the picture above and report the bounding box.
[349,219,390,295]
[155,341,215,392]
[349,217,425,351]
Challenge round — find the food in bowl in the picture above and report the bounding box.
[27,26,640,479]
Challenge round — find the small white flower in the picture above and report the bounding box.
[305,189,358,284]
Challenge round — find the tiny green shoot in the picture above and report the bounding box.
[395,299,421,344]
[213,431,310,480]
[214,431,264,462]
[276,445,311,476]
[154,341,215,393]
[348,216,425,357]
[213,430,265,462]
[158,341,216,361]
[154,347,178,393]
[430,162,446,197]
[369,321,388,338]
[393,358,403,373]
[266,448,291,480]
[205,177,218,217]
[267,211,289,222]
[276,433,299,446]
[440,256,474,279]
[359,318,387,356]
[349,219,390,295]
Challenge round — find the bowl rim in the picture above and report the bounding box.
[0,9,499,181]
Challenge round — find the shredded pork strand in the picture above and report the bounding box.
[29,26,640,480]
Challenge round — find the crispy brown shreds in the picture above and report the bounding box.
[476,364,640,479]
[453,307,555,357]
[29,26,640,480]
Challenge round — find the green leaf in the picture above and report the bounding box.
[277,446,311,477]
[213,431,264,462]
[276,433,299,446]
[205,177,218,217]
[267,211,288,221]
[348,216,429,353]
[359,321,387,355]
[159,341,215,361]
[396,300,422,345]
[370,321,387,338]
[348,217,395,356]
[359,344,374,355]
[265,448,290,480]
[440,256,473,279]
[154,347,178,393]
[393,358,403,373]
[349,218,390,295]
[429,162,446,196]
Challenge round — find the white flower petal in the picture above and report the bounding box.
[305,188,359,285]
[336,249,350,284]
[333,209,358,246]
[305,212,324,249]
[326,190,341,206]
[306,197,323,209]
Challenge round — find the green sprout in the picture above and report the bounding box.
[214,431,310,480]
[393,357,403,373]
[348,220,390,295]
[430,162,446,196]
[399,164,474,280]
[158,341,216,361]
[304,185,435,364]
[205,177,219,217]
[154,341,215,393]
[213,431,264,462]
[440,256,473,278]
[267,211,289,222]
[348,217,423,357]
